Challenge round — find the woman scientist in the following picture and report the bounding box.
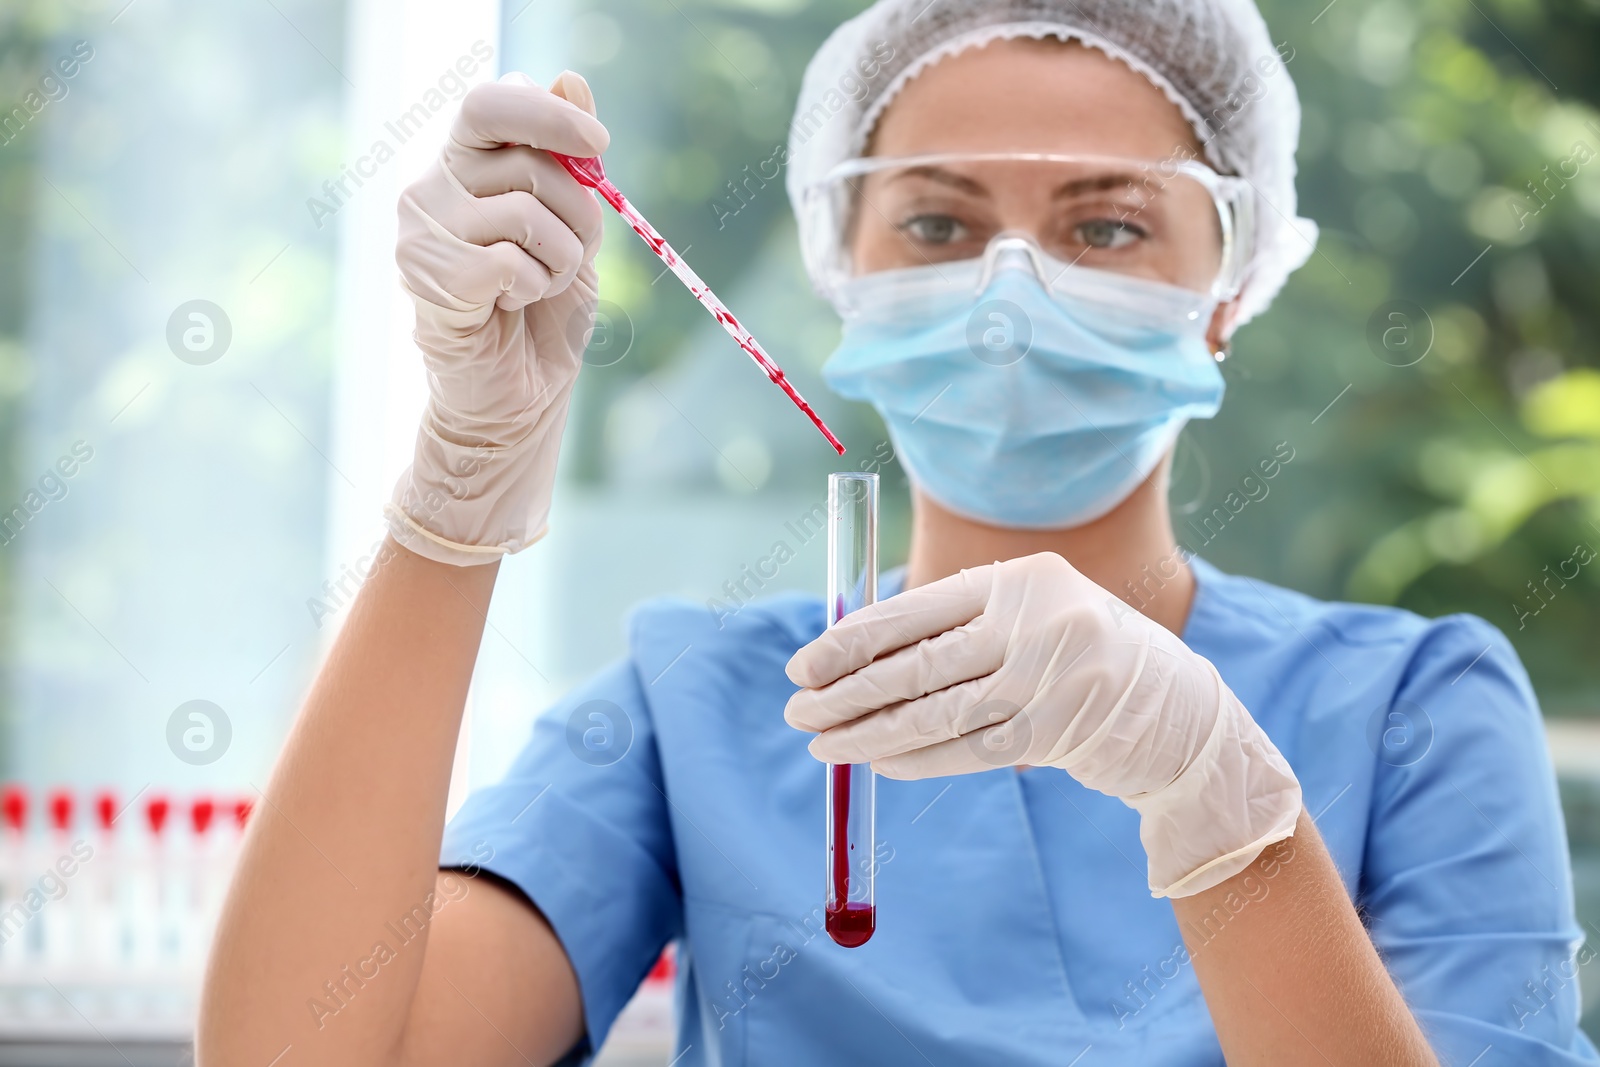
[199,0,1597,1064]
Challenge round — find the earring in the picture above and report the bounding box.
[1211,342,1230,363]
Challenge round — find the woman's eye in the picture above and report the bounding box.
[1075,218,1144,249]
[899,214,967,245]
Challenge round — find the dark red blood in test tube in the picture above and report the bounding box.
[95,792,117,832]
[827,902,876,948]
[48,790,73,832]
[2,785,25,834]
[191,797,215,836]
[146,796,170,838]
[828,763,850,907]
[826,763,875,948]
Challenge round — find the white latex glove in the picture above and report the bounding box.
[386,71,608,566]
[784,552,1302,898]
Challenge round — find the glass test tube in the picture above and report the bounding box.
[824,472,877,948]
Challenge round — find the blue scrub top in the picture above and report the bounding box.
[442,557,1598,1066]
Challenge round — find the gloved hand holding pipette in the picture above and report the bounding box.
[386,71,607,566]
[785,551,1303,899]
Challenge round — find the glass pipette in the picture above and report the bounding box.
[552,152,846,455]
[824,471,877,947]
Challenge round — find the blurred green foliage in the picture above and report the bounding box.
[1229,0,1600,715]
[552,0,1600,715]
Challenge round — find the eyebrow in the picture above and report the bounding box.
[1051,173,1140,199]
[880,165,990,198]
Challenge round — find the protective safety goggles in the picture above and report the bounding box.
[797,152,1254,305]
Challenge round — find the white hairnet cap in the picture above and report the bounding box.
[785,0,1320,326]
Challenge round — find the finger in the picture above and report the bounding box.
[549,69,597,116]
[442,190,585,288]
[414,235,552,311]
[399,177,558,306]
[784,620,1004,732]
[871,734,1000,781]
[444,145,604,252]
[807,676,1015,764]
[786,566,992,689]
[451,77,609,156]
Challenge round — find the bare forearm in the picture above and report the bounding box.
[1173,814,1437,1066]
[199,540,498,1066]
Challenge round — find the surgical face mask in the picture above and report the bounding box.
[822,234,1227,529]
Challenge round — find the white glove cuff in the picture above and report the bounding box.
[382,503,537,567]
[1129,685,1303,899]
[385,408,566,568]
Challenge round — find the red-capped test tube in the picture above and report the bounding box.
[48,789,73,836]
[191,796,215,837]
[147,795,170,840]
[2,784,26,839]
[95,791,117,836]
[824,472,878,947]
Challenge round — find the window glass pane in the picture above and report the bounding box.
[12,1,344,794]
[0,0,346,1039]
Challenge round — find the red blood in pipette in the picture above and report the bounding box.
[48,790,72,832]
[191,797,215,835]
[95,792,117,832]
[146,796,170,837]
[826,763,874,947]
[2,785,25,834]
[552,152,846,456]
[232,798,254,829]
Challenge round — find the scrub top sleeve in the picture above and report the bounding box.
[440,660,682,1058]
[1361,616,1598,1064]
